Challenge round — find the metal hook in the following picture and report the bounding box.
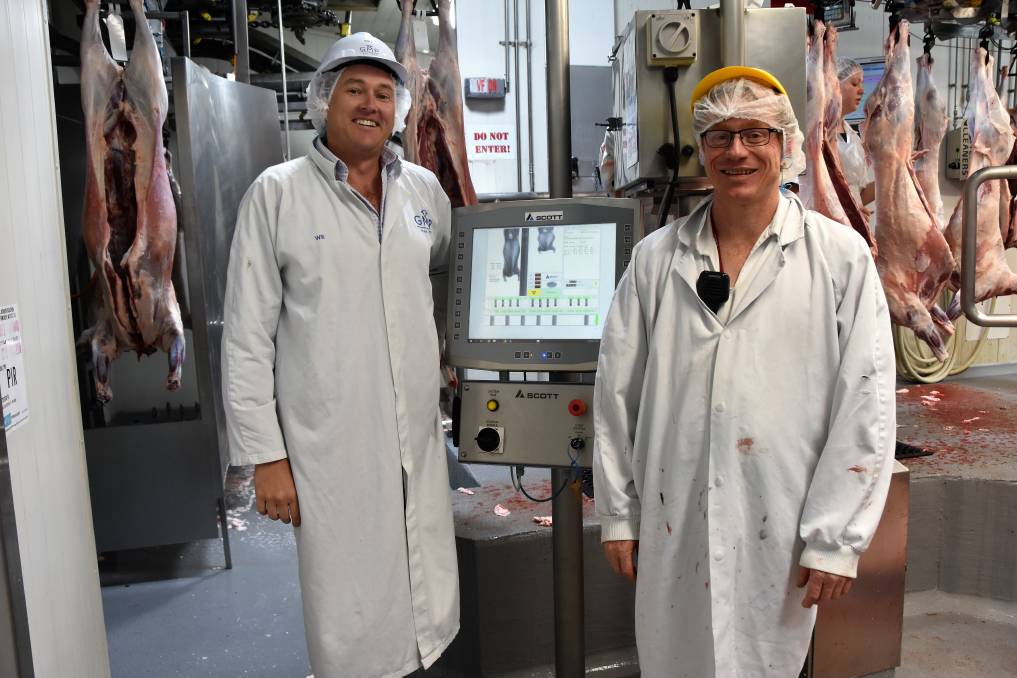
[887,9,902,34]
[923,24,935,55]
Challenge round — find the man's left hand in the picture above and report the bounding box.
[797,566,853,608]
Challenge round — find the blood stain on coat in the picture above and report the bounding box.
[666,522,672,535]
[736,437,755,454]
[705,581,710,589]
[848,465,865,473]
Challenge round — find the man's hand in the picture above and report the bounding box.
[797,566,853,607]
[254,458,301,527]
[603,540,638,583]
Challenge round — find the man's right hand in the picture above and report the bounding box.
[603,540,638,582]
[254,458,301,527]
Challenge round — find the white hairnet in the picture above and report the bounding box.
[306,65,413,136]
[692,77,806,181]
[836,57,862,82]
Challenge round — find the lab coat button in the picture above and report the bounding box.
[713,550,724,562]
[714,402,726,413]
[715,475,724,487]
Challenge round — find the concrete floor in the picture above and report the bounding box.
[100,462,1017,677]
[899,591,1017,678]
[101,371,1017,677]
[896,374,1017,482]
[100,466,311,677]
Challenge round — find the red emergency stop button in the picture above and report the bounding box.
[568,399,587,416]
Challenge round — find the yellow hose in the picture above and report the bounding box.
[893,295,996,383]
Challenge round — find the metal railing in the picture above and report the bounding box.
[961,164,1017,327]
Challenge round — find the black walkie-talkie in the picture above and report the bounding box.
[696,270,730,314]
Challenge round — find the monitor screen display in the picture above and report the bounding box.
[467,223,617,341]
[844,59,885,124]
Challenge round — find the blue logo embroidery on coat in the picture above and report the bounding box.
[413,209,433,233]
[314,234,326,241]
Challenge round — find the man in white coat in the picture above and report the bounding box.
[593,67,896,677]
[222,32,459,678]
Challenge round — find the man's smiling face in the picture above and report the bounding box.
[325,63,397,161]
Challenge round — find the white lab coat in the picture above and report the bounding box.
[838,123,876,230]
[222,141,458,678]
[594,193,896,678]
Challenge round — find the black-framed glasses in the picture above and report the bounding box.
[701,127,780,149]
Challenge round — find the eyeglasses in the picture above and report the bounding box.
[701,127,781,149]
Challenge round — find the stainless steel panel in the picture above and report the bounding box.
[85,421,220,552]
[744,7,807,131]
[172,58,284,477]
[811,465,909,678]
[458,381,594,468]
[616,10,723,188]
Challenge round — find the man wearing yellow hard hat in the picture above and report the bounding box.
[593,67,895,677]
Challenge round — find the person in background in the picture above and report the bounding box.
[836,58,876,224]
[593,66,896,677]
[221,32,458,678]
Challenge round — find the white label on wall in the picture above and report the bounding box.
[0,304,29,433]
[467,125,516,159]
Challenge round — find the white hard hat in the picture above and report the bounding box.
[314,32,407,84]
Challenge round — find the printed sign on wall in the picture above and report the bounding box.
[0,304,29,433]
[467,124,516,160]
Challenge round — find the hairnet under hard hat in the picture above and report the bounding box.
[305,32,413,135]
[692,77,806,181]
[836,57,862,82]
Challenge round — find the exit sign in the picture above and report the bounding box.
[464,77,506,99]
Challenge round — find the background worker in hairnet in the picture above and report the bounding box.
[593,67,896,677]
[222,32,458,678]
[836,58,876,222]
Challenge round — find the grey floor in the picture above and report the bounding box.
[100,462,542,678]
[898,591,1017,678]
[101,465,311,677]
[101,464,1016,678]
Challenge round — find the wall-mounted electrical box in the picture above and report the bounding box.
[647,10,698,66]
[945,123,970,180]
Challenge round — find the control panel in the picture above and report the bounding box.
[456,381,595,468]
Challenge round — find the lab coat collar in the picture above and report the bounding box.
[309,135,402,184]
[675,189,805,254]
[671,189,806,326]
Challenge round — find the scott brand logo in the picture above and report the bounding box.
[515,389,559,399]
[525,210,564,223]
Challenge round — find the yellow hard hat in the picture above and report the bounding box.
[690,66,788,113]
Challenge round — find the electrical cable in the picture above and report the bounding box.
[509,443,582,503]
[658,66,682,230]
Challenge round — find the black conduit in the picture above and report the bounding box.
[658,66,682,230]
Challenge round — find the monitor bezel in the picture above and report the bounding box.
[447,198,642,372]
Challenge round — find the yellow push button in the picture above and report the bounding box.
[486,399,499,412]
